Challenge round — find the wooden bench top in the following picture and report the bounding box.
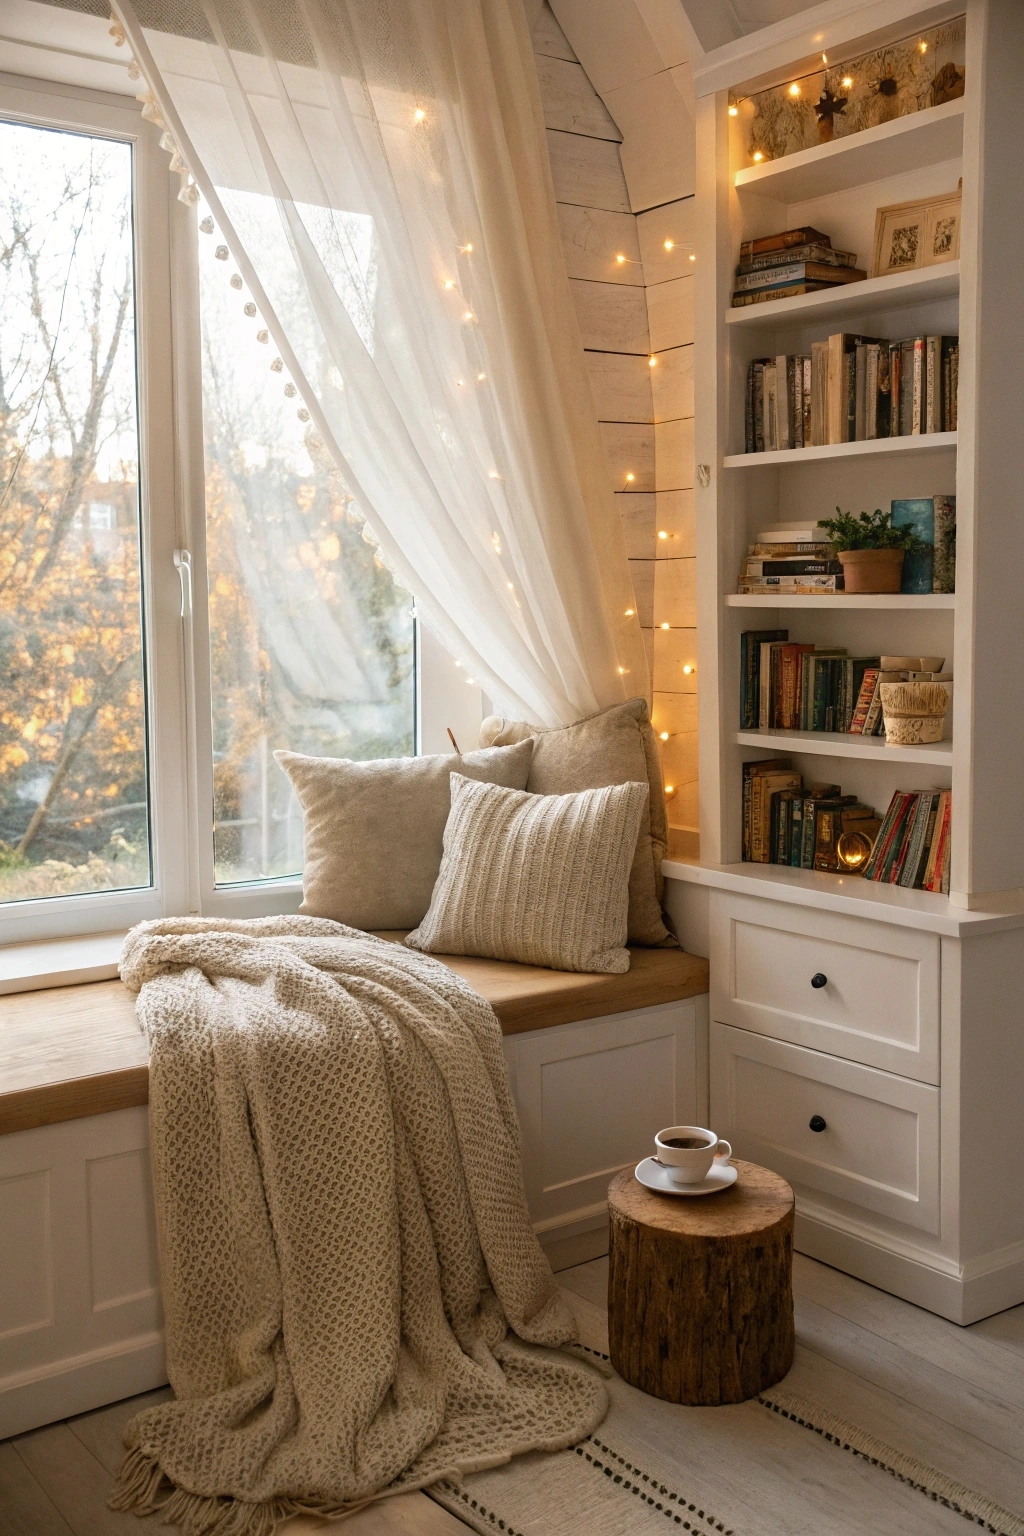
[0,940,707,1137]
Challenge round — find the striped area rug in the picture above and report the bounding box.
[427,1354,1024,1536]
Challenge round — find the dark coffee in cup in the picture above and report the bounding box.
[662,1136,712,1149]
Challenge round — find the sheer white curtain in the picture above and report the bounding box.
[115,0,648,728]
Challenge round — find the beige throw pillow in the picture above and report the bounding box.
[275,740,534,930]
[479,698,673,947]
[406,774,649,974]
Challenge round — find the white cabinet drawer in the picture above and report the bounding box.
[710,892,939,1083]
[711,1023,939,1235]
[504,999,702,1232]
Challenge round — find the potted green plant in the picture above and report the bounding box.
[818,507,922,594]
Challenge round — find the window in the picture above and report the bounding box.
[0,117,151,907]
[0,71,479,952]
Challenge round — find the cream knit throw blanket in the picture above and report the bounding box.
[112,916,607,1535]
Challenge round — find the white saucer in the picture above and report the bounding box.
[634,1157,738,1197]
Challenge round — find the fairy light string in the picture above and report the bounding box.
[111,16,636,690]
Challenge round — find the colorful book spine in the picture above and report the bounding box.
[849,669,879,734]
[934,496,956,593]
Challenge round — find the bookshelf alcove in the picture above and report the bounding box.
[675,0,1024,1324]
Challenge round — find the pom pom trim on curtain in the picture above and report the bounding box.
[111,0,647,728]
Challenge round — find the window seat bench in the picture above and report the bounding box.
[0,938,707,1437]
[0,939,709,1136]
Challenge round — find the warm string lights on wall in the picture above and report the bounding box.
[734,33,934,163]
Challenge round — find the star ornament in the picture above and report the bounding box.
[813,85,848,125]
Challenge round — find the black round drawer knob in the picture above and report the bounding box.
[809,1115,827,1133]
[811,973,828,989]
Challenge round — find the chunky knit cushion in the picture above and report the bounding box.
[405,773,649,974]
[478,699,673,948]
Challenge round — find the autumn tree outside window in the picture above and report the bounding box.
[0,78,433,949]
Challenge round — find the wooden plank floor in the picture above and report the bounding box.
[6,1253,1024,1533]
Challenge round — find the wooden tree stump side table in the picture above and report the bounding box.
[607,1160,795,1406]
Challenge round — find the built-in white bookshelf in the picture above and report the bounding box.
[682,0,1024,1329]
[691,0,1024,912]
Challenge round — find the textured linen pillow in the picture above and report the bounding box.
[479,698,673,947]
[275,740,534,930]
[405,773,649,974]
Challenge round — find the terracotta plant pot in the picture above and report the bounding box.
[837,547,905,594]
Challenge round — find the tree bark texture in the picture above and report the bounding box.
[607,1160,795,1405]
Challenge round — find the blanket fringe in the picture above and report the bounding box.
[109,1449,379,1535]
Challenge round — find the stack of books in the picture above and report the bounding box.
[738,523,841,595]
[745,332,959,452]
[742,759,881,870]
[862,789,951,892]
[741,631,951,736]
[732,228,865,308]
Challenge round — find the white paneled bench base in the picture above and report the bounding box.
[0,939,708,1437]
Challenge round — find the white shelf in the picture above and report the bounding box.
[727,262,959,330]
[660,860,1024,940]
[733,100,965,203]
[724,431,956,468]
[726,593,956,609]
[734,728,952,766]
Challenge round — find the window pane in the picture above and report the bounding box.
[0,121,150,904]
[197,202,415,887]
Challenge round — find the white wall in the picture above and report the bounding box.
[538,0,699,836]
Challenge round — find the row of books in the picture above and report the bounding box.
[861,789,952,892]
[744,332,959,453]
[737,505,956,596]
[741,629,951,735]
[742,760,880,870]
[741,760,952,891]
[732,226,865,309]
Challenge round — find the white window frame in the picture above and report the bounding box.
[0,72,190,947]
[0,63,481,955]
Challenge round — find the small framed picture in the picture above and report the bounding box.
[871,189,962,278]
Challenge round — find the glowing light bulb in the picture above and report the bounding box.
[462,310,474,321]
[842,75,853,88]
[477,372,486,381]
[753,150,764,162]
[660,622,670,630]
[919,39,928,52]
[728,104,739,117]
[682,663,694,675]
[461,242,474,252]
[443,279,455,289]
[664,239,674,251]
[625,608,635,617]
[617,666,628,675]
[456,379,464,387]
[648,355,658,367]
[413,107,426,123]
[658,530,668,540]
[664,784,676,797]
[488,470,501,480]
[625,472,636,484]
[615,254,627,265]
[659,731,669,741]
[788,82,801,97]
[688,253,696,262]
[822,52,828,64]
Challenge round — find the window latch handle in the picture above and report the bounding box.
[174,548,193,620]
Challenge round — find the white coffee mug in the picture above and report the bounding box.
[654,1125,733,1185]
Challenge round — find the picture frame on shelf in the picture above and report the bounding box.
[871,188,962,278]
